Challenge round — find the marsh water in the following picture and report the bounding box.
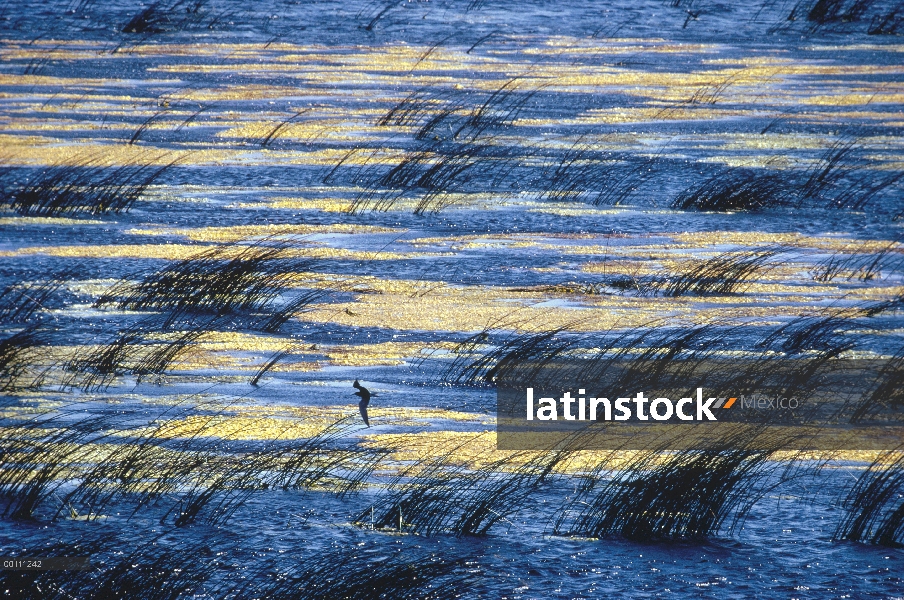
[0,0,903,597]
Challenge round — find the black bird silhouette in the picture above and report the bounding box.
[353,379,372,426]
[683,9,701,28]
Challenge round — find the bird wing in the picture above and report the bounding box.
[359,400,370,427]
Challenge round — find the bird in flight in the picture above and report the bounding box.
[353,379,372,426]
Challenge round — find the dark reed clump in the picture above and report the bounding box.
[868,5,904,33]
[799,137,861,200]
[357,1,397,32]
[64,314,230,391]
[671,168,794,211]
[744,308,895,411]
[0,325,52,391]
[59,317,206,392]
[22,53,51,76]
[440,312,874,390]
[591,152,663,206]
[437,319,741,390]
[849,344,904,423]
[377,87,458,128]
[339,79,542,214]
[811,236,903,282]
[0,402,381,527]
[554,430,795,540]
[359,434,568,536]
[0,412,113,520]
[264,111,307,147]
[673,138,899,212]
[585,323,747,393]
[859,290,904,317]
[72,237,325,391]
[95,236,322,326]
[643,246,788,297]
[127,107,167,145]
[435,317,846,431]
[70,305,265,392]
[192,433,379,525]
[86,540,219,599]
[797,137,902,209]
[436,316,866,421]
[556,322,820,411]
[834,446,904,546]
[438,323,582,387]
[827,168,903,210]
[795,0,880,26]
[158,417,381,527]
[538,138,609,204]
[249,341,298,386]
[4,153,180,217]
[779,0,903,33]
[415,78,540,144]
[122,1,207,34]
[522,279,654,297]
[0,275,69,324]
[757,312,858,354]
[349,141,524,214]
[538,138,662,207]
